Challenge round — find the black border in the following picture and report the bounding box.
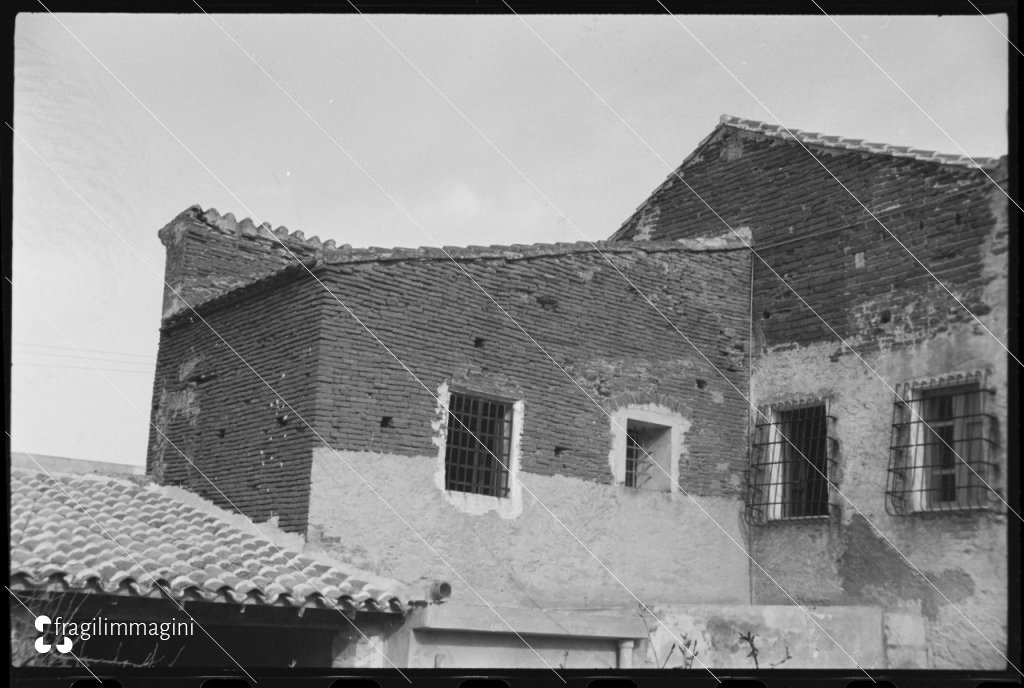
[4,0,1019,687]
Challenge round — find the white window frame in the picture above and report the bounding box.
[749,400,833,523]
[902,381,988,513]
[608,405,688,493]
[432,382,524,519]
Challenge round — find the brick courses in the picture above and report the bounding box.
[149,210,753,532]
[148,264,323,532]
[315,244,751,492]
[611,116,1008,351]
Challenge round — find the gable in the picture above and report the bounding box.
[612,115,1003,244]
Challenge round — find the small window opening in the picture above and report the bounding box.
[625,420,672,491]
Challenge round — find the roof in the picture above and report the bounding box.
[9,468,409,614]
[184,205,748,265]
[161,204,751,324]
[712,114,1002,170]
[10,452,144,476]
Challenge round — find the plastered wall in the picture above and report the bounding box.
[308,447,750,609]
[748,326,1009,669]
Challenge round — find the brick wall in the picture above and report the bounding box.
[612,124,1007,352]
[147,265,324,532]
[315,243,751,496]
[149,220,754,531]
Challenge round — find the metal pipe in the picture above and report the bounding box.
[617,639,634,669]
[429,580,452,602]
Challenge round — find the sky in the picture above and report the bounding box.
[10,12,1010,466]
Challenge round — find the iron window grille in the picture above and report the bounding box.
[625,423,660,489]
[886,373,996,515]
[444,392,513,498]
[745,399,836,525]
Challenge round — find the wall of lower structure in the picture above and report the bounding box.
[146,267,323,532]
[637,604,909,669]
[397,630,618,669]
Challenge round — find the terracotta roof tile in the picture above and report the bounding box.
[9,469,408,614]
[718,114,1001,169]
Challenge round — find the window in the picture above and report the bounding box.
[444,392,512,498]
[746,400,834,524]
[886,376,995,515]
[625,420,672,490]
[608,405,686,493]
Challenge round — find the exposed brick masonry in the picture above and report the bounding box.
[158,206,326,319]
[149,211,754,531]
[148,267,323,532]
[612,118,1008,351]
[315,244,751,492]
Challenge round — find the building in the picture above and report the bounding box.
[144,116,1011,670]
[611,116,1010,670]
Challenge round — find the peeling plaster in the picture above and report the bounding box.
[632,204,662,241]
[749,322,1008,669]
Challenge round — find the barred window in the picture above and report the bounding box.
[886,377,996,515]
[610,407,681,493]
[746,400,835,524]
[444,392,512,498]
[625,427,649,489]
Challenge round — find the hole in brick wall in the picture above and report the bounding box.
[474,337,486,348]
[537,294,559,310]
[218,428,226,438]
[554,446,570,456]
[276,413,290,425]
[762,311,771,320]
[880,309,891,324]
[696,378,707,390]
[380,416,393,428]
[955,213,961,225]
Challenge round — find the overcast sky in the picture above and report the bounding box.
[11,12,1009,465]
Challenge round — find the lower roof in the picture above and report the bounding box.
[9,467,410,614]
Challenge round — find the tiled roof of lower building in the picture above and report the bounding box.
[9,468,408,614]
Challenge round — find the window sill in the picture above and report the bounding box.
[763,513,834,525]
[441,487,521,519]
[904,504,998,516]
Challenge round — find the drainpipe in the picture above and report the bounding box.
[617,640,634,669]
